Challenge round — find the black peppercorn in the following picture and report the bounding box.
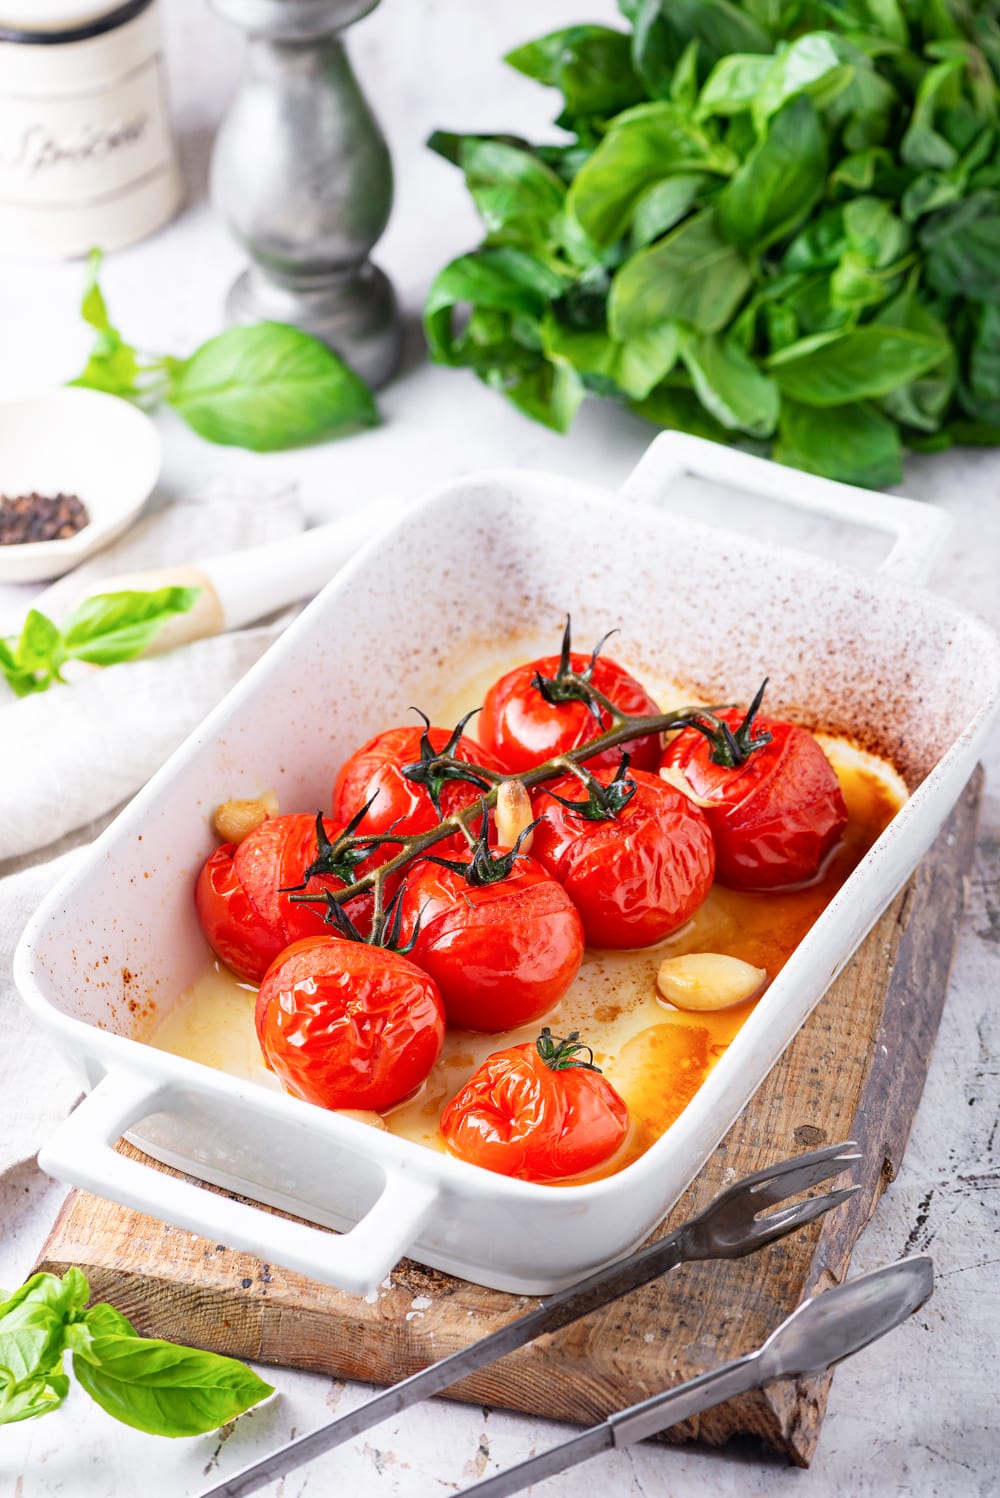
[0,492,90,545]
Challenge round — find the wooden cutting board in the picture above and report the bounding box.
[36,770,983,1467]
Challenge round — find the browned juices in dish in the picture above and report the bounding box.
[150,736,902,1184]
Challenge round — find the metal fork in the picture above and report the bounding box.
[201,1140,860,1498]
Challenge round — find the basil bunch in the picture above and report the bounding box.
[72,251,378,452]
[0,587,198,697]
[0,1269,272,1436]
[426,2,1000,486]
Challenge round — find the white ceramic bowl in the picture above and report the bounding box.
[0,387,161,583]
[15,435,1000,1295]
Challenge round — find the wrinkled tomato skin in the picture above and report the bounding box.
[332,726,506,853]
[403,854,584,1031]
[479,652,662,773]
[440,1042,629,1182]
[661,713,848,890]
[255,935,446,1112]
[529,768,715,949]
[194,814,371,984]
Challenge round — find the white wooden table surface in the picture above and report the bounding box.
[1,3,998,1495]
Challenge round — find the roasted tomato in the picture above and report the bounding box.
[195,812,374,984]
[402,824,584,1032]
[440,1028,629,1182]
[479,618,662,773]
[332,711,505,851]
[254,935,446,1112]
[660,683,848,890]
[529,760,715,949]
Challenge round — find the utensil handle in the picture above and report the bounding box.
[74,496,407,650]
[37,1071,438,1294]
[617,432,950,585]
[204,496,406,630]
[461,1358,755,1498]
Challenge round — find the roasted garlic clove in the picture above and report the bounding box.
[213,790,279,844]
[657,952,767,1011]
[496,779,535,850]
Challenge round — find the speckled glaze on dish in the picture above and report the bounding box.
[15,436,1000,1295]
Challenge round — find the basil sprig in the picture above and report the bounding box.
[0,586,198,697]
[0,1270,273,1437]
[71,250,378,452]
[426,5,1000,486]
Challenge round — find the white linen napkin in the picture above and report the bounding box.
[0,488,303,1178]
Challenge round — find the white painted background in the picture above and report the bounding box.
[1,2,998,1494]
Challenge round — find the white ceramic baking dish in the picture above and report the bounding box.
[15,434,1000,1296]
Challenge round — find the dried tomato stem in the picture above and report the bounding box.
[289,701,725,916]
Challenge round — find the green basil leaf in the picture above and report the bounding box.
[0,1367,69,1426]
[0,1271,87,1384]
[783,206,846,273]
[0,637,40,697]
[946,417,1000,445]
[830,251,907,311]
[876,287,956,431]
[425,249,565,364]
[843,196,911,265]
[670,38,700,111]
[460,139,565,240]
[630,374,732,441]
[428,130,530,168]
[901,57,965,172]
[861,0,909,46]
[696,52,772,119]
[678,329,780,436]
[631,0,771,89]
[72,1334,273,1438]
[764,301,798,352]
[15,610,63,678]
[923,198,1000,300]
[80,248,112,334]
[167,323,377,451]
[83,1304,139,1340]
[62,587,199,666]
[630,173,711,248]
[719,94,828,251]
[498,355,585,433]
[966,302,1000,421]
[69,339,144,401]
[750,32,855,134]
[774,398,903,486]
[609,209,752,337]
[543,315,678,399]
[768,326,950,406]
[831,146,892,192]
[68,249,150,401]
[566,103,734,246]
[505,25,644,124]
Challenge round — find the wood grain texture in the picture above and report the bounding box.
[36,770,983,1468]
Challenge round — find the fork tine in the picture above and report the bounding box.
[736,1184,861,1256]
[743,1141,861,1208]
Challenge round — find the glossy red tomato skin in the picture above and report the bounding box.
[440,1042,629,1182]
[403,854,585,1031]
[194,814,371,984]
[660,712,848,890]
[332,726,506,851]
[254,935,446,1112]
[479,653,662,773]
[529,768,715,949]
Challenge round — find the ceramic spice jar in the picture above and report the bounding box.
[0,0,182,259]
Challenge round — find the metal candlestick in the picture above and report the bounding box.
[208,0,401,390]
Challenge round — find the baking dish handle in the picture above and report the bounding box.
[37,1072,439,1295]
[616,432,951,585]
